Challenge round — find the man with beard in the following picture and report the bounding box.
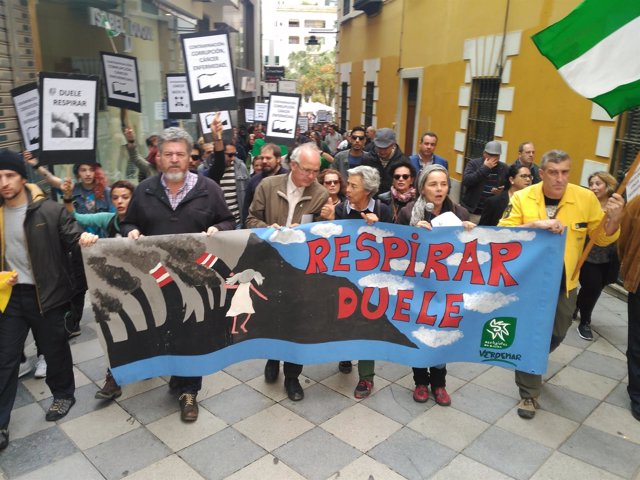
[242,143,287,226]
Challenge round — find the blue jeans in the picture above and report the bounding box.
[0,285,75,429]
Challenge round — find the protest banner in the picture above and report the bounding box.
[265,92,301,145]
[11,82,40,153]
[83,222,565,385]
[166,74,192,119]
[100,52,141,112]
[39,72,98,165]
[181,31,237,113]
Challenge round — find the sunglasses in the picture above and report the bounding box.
[352,135,365,141]
[225,152,236,157]
[324,180,339,186]
[393,174,411,180]
[191,155,201,160]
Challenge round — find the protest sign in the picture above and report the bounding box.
[11,82,40,153]
[265,92,301,145]
[198,110,231,142]
[166,74,192,119]
[254,102,268,122]
[82,223,565,385]
[100,52,141,112]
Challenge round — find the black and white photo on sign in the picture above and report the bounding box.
[297,116,309,133]
[41,75,96,151]
[11,83,40,150]
[199,110,232,134]
[182,32,235,101]
[166,74,191,114]
[265,93,301,140]
[254,102,268,122]
[100,52,141,111]
[245,108,254,123]
[317,110,329,123]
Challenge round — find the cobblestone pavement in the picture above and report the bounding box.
[1,289,638,480]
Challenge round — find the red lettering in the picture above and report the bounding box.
[488,242,520,287]
[337,287,357,319]
[393,290,413,322]
[305,238,329,274]
[361,287,388,320]
[440,293,464,328]
[332,236,350,272]
[380,237,409,271]
[452,239,485,284]
[422,243,453,280]
[355,232,380,271]
[416,291,437,325]
[403,239,421,277]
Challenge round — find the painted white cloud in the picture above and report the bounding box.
[358,225,394,243]
[412,327,464,348]
[456,227,536,245]
[358,273,414,295]
[463,292,518,313]
[446,250,491,266]
[390,259,425,273]
[310,222,343,238]
[269,228,306,244]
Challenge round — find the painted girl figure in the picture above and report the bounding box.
[225,269,268,334]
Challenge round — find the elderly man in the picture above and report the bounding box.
[0,150,97,450]
[619,195,640,421]
[498,149,624,419]
[462,140,510,223]
[120,127,235,422]
[246,142,328,401]
[513,141,540,184]
[362,128,410,195]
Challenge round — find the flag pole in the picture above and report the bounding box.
[571,150,640,281]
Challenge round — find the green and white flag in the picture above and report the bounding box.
[532,0,640,117]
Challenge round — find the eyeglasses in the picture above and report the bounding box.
[393,174,411,180]
[225,152,236,157]
[191,155,201,160]
[297,165,320,176]
[324,180,339,186]
[518,174,533,179]
[352,135,365,141]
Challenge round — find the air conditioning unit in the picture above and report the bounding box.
[353,0,383,16]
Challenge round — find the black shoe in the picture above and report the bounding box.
[338,361,352,374]
[284,378,304,401]
[577,322,593,341]
[0,429,8,450]
[264,360,280,383]
[632,407,640,422]
[45,397,76,421]
[64,311,81,339]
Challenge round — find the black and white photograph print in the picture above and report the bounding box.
[51,112,90,138]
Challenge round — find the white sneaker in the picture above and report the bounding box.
[34,355,47,379]
[18,359,33,378]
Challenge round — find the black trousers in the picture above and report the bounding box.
[0,285,75,429]
[577,261,608,324]
[412,366,447,388]
[267,359,302,379]
[628,288,640,416]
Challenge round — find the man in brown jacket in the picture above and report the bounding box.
[619,195,640,422]
[246,142,328,401]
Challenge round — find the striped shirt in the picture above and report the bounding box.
[161,171,198,210]
[220,164,240,224]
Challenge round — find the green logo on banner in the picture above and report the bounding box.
[481,317,516,350]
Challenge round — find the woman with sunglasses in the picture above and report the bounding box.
[479,164,532,226]
[398,164,476,406]
[318,168,346,206]
[378,160,417,222]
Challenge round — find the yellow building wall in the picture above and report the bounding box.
[338,0,617,184]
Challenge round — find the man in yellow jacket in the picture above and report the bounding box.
[498,149,624,419]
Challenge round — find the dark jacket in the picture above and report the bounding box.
[0,185,84,312]
[478,189,510,226]
[120,173,235,236]
[461,156,509,213]
[335,199,393,223]
[362,144,410,195]
[242,166,289,226]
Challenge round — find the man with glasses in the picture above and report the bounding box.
[121,126,235,422]
[246,143,329,401]
[362,128,410,195]
[512,141,541,184]
[334,126,374,180]
[409,132,449,176]
[208,142,249,228]
[498,149,624,419]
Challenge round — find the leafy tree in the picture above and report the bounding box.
[287,48,336,104]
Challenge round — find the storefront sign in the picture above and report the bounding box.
[88,7,153,41]
[82,224,565,385]
[166,74,192,119]
[181,31,238,113]
[100,52,141,112]
[39,72,98,165]
[11,82,40,153]
[265,93,301,145]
